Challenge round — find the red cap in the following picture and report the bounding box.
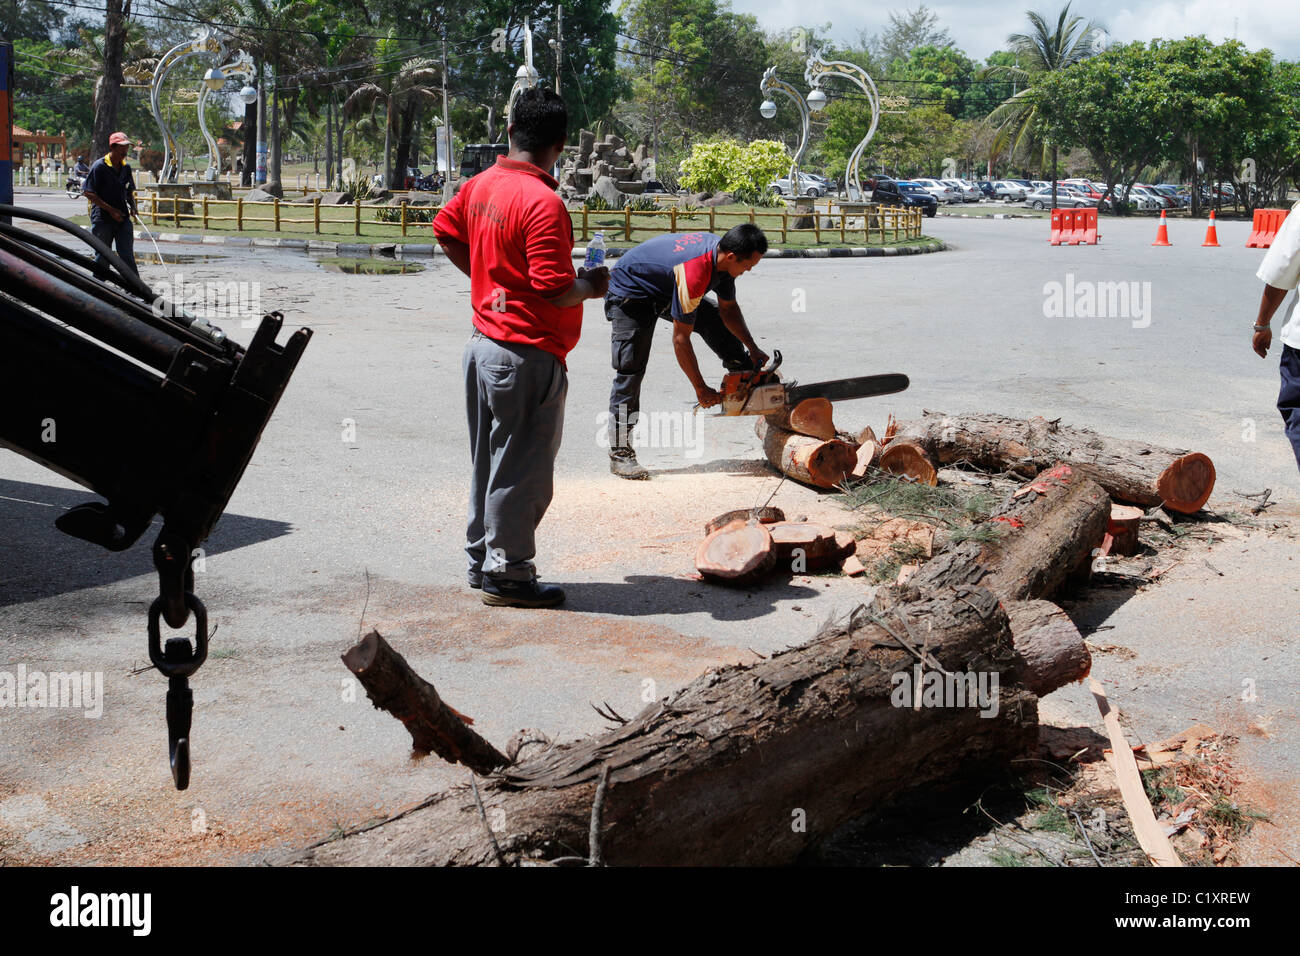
[108,132,133,146]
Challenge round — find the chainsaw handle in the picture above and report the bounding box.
[761,349,782,374]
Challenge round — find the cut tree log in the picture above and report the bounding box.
[695,519,777,585]
[767,397,837,440]
[756,416,857,489]
[766,521,840,569]
[877,440,938,486]
[1107,504,1145,557]
[285,586,1041,867]
[341,630,509,774]
[1004,600,1092,696]
[895,412,1215,514]
[704,506,784,536]
[857,425,878,446]
[901,463,1110,601]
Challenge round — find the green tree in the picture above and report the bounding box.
[983,2,1105,204]
[342,43,441,189]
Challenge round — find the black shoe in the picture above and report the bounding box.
[468,575,483,590]
[609,446,650,480]
[481,577,565,608]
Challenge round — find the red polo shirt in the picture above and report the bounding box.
[433,156,581,364]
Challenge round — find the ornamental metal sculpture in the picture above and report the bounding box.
[758,66,812,191]
[803,54,881,201]
[150,27,231,183]
[505,17,540,123]
[197,51,254,180]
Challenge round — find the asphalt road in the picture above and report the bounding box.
[2,199,1296,864]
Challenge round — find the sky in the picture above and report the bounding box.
[730,0,1300,61]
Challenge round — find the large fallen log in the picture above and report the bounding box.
[287,586,1039,867]
[756,416,856,488]
[896,411,1215,514]
[290,464,1106,867]
[901,463,1110,601]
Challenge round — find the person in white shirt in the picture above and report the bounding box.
[1252,198,1300,474]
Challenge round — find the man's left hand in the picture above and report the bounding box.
[748,347,769,369]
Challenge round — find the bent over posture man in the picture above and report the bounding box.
[604,224,769,479]
[433,88,608,607]
[82,132,139,276]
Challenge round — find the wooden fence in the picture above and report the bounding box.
[135,193,925,244]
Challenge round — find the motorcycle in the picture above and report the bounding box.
[410,172,441,192]
[65,174,86,200]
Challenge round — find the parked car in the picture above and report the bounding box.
[943,178,982,202]
[1117,185,1161,211]
[1152,184,1190,207]
[913,178,962,203]
[1024,187,1097,209]
[976,180,996,198]
[871,178,939,216]
[768,173,826,197]
[993,180,1028,200]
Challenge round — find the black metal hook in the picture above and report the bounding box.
[148,593,208,790]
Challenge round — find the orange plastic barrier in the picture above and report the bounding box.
[1246,208,1290,249]
[1050,208,1098,245]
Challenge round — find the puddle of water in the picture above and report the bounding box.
[138,252,227,265]
[316,257,425,275]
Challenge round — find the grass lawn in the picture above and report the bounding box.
[103,198,933,250]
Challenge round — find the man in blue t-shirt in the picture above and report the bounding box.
[82,132,139,276]
[604,223,768,479]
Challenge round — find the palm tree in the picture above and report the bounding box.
[982,3,1105,206]
[51,25,158,142]
[342,52,442,190]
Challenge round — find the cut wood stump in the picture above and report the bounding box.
[877,439,937,486]
[857,425,878,446]
[1107,504,1145,557]
[341,630,509,774]
[767,521,840,570]
[704,506,784,536]
[695,519,777,586]
[896,412,1215,514]
[768,397,837,440]
[756,416,857,489]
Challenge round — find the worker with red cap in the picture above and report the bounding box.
[82,132,139,275]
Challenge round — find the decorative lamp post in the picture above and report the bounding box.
[150,27,227,183]
[804,55,880,201]
[505,17,540,123]
[757,65,812,194]
[197,52,253,182]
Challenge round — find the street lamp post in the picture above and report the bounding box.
[804,55,881,201]
[758,65,812,194]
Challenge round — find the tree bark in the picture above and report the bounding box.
[91,0,130,157]
[703,507,784,535]
[241,98,257,187]
[896,412,1215,514]
[285,585,1039,867]
[1004,599,1092,697]
[756,416,856,488]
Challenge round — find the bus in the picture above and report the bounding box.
[458,143,509,182]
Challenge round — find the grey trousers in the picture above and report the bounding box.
[91,215,139,276]
[463,329,568,583]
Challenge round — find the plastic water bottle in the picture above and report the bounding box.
[584,232,606,271]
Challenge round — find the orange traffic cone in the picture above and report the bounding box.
[1152,210,1172,246]
[1202,210,1220,247]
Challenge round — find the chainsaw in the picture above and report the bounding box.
[716,350,909,416]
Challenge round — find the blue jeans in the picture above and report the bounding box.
[1278,344,1300,475]
[91,214,139,276]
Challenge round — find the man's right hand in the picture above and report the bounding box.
[108,207,125,223]
[579,265,610,299]
[695,385,722,408]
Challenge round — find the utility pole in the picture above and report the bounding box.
[441,34,452,204]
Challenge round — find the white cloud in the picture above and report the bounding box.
[727,0,1300,61]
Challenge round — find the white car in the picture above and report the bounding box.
[768,173,826,198]
[943,178,982,202]
[1124,186,1164,211]
[993,180,1027,200]
[913,178,962,204]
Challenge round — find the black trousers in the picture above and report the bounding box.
[606,295,751,448]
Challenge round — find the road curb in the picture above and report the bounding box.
[131,229,947,260]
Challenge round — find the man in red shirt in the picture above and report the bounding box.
[433,88,608,608]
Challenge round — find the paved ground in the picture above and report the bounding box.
[2,195,1297,864]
